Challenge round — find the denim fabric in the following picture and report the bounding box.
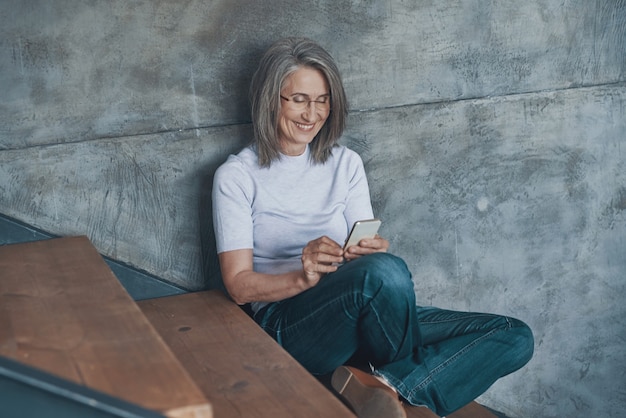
[254,253,534,416]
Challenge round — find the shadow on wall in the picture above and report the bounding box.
[198,156,228,295]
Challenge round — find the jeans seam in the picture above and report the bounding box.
[419,312,507,326]
[367,291,400,356]
[261,285,401,358]
[405,326,504,399]
[263,293,356,336]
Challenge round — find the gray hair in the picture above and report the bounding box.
[249,37,348,167]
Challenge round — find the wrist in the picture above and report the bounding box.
[299,269,320,287]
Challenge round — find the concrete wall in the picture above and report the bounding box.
[1,1,624,416]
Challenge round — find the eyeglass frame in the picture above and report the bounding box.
[280,94,331,111]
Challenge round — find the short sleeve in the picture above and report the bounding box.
[212,158,255,253]
[343,150,375,227]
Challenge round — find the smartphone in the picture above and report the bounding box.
[343,219,382,250]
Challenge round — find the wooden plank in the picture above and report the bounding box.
[0,236,212,418]
[447,402,498,418]
[404,401,498,418]
[139,290,498,418]
[138,290,355,418]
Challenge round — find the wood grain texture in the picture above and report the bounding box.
[405,401,497,418]
[1,1,624,416]
[2,85,624,417]
[139,290,498,418]
[139,290,355,418]
[0,236,212,417]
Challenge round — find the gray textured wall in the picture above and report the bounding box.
[1,1,624,417]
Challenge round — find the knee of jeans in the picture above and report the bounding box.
[508,317,535,365]
[362,253,413,295]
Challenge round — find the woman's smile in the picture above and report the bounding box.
[295,121,316,131]
[278,67,330,156]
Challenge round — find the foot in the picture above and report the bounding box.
[331,366,407,418]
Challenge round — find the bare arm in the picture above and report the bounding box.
[219,236,345,305]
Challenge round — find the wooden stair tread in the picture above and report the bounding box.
[138,290,355,418]
[405,400,498,417]
[139,290,498,418]
[0,236,212,417]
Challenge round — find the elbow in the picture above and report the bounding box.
[230,293,248,306]
[223,283,249,306]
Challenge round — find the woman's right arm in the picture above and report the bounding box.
[219,236,344,305]
[214,158,343,304]
[219,249,308,305]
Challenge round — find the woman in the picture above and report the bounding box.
[212,37,534,418]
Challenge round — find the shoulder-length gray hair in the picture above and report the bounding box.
[249,37,348,167]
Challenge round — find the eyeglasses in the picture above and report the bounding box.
[280,94,331,111]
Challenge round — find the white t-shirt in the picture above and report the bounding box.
[212,144,374,310]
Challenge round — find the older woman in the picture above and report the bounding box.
[212,37,534,418]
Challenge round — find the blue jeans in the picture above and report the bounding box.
[254,253,534,416]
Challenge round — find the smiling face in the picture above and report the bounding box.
[277,66,330,156]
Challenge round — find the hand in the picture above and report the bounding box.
[301,236,345,284]
[343,235,389,261]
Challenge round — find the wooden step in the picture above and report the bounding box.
[139,290,498,418]
[0,236,212,418]
[138,290,355,418]
[405,400,497,417]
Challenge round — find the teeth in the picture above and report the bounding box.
[295,122,314,130]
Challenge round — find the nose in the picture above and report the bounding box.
[301,102,316,120]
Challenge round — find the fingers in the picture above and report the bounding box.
[344,235,389,260]
[301,236,344,282]
[301,235,390,278]
[303,236,344,258]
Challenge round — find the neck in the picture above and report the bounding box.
[280,143,308,157]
